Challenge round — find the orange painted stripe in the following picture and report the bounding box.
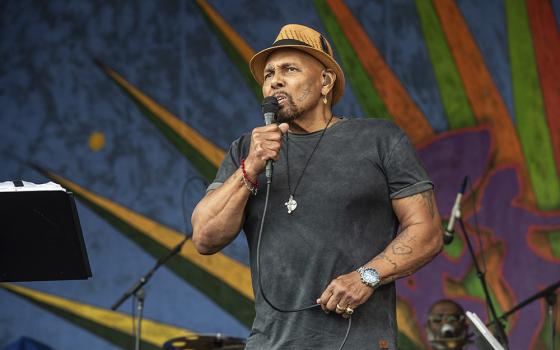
[526,0,560,176]
[195,0,255,63]
[432,0,534,204]
[326,0,434,145]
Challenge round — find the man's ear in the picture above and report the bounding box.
[321,69,336,96]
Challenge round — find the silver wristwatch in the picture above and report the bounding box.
[357,266,381,289]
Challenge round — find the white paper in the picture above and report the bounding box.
[0,181,66,192]
[466,311,505,350]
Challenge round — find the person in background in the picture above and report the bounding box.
[426,299,471,350]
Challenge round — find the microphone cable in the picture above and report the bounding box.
[254,180,352,350]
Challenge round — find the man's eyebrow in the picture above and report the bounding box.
[280,62,299,68]
[265,62,300,71]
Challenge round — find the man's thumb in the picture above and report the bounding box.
[278,123,289,134]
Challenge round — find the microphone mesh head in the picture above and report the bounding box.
[262,96,279,115]
[443,232,454,245]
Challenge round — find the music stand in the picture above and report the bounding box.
[466,311,505,350]
[0,181,92,281]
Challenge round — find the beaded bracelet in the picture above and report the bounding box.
[240,175,258,195]
[241,158,258,195]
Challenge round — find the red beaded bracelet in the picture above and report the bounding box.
[241,158,259,189]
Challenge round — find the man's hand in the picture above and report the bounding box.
[317,271,374,318]
[244,123,289,178]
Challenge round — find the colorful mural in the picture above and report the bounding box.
[1,1,559,349]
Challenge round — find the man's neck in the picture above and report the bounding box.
[288,106,337,134]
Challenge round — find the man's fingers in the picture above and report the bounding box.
[332,290,355,314]
[317,275,373,317]
[256,123,286,134]
[325,289,342,312]
[260,140,282,152]
[318,285,334,311]
[334,302,346,314]
[336,295,350,310]
[246,123,287,176]
[257,149,280,162]
[253,131,283,143]
[256,124,279,132]
[319,280,347,312]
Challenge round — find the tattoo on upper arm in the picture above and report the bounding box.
[421,191,435,218]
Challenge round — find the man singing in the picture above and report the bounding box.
[192,24,443,349]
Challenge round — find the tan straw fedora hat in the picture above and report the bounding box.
[249,24,346,104]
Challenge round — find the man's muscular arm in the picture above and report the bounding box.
[191,123,289,255]
[191,167,252,255]
[369,190,443,284]
[318,189,443,314]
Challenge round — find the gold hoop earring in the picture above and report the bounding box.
[323,95,327,105]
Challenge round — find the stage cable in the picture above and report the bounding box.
[255,181,352,350]
[470,184,487,273]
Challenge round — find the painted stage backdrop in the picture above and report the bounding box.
[1,0,559,349]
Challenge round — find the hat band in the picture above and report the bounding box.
[271,38,328,54]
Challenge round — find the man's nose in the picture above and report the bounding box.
[270,74,285,89]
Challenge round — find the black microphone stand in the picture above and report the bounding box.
[487,280,559,350]
[546,291,557,350]
[134,288,145,350]
[110,233,190,349]
[457,217,509,349]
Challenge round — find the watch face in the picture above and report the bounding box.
[363,268,380,284]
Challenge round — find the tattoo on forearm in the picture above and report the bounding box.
[374,252,398,270]
[392,243,413,255]
[421,191,435,218]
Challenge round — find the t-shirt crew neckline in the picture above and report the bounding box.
[286,117,348,138]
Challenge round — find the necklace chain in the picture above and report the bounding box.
[286,115,335,198]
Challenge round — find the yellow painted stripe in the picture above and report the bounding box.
[47,172,254,300]
[396,297,425,348]
[1,283,193,346]
[99,64,225,169]
[195,0,255,63]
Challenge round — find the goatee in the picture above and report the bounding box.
[276,94,302,123]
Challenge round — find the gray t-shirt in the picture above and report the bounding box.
[209,118,433,349]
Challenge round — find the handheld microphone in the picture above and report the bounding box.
[261,96,280,184]
[444,177,468,245]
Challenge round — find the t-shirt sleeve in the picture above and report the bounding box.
[206,137,245,192]
[384,131,433,199]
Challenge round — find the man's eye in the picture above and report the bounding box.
[264,72,273,79]
[287,67,297,72]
